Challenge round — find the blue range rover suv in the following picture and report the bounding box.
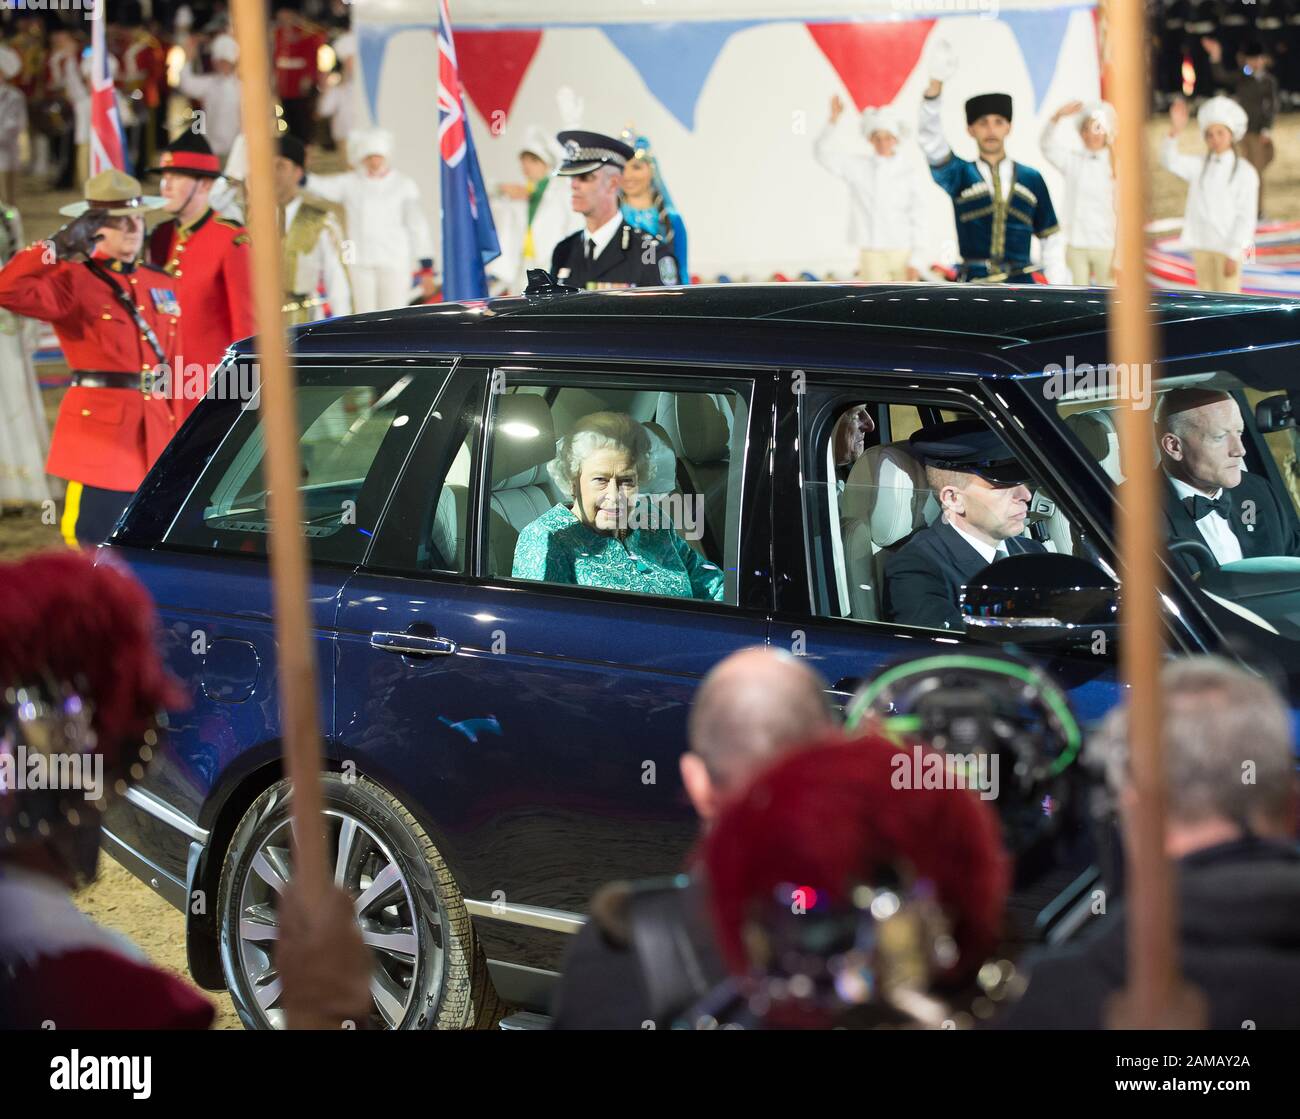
[99,283,1300,1028]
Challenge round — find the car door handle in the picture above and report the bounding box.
[370,631,458,657]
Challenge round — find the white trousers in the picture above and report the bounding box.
[351,265,413,313]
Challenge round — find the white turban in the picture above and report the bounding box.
[210,34,240,65]
[1197,95,1248,142]
[1079,100,1116,139]
[861,106,907,141]
[348,127,393,164]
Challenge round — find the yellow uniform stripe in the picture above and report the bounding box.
[60,481,83,548]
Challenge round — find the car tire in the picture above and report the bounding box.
[217,772,503,1030]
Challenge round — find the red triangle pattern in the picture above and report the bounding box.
[452,29,544,125]
[806,20,938,112]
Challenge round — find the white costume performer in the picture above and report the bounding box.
[1040,102,1117,285]
[814,105,927,281]
[1162,96,1259,294]
[493,126,582,293]
[306,129,435,312]
[177,33,243,158]
[0,204,53,505]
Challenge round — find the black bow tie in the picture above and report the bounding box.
[1184,493,1230,521]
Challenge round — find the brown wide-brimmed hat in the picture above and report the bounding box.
[58,169,166,218]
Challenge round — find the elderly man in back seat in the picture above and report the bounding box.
[512,411,725,601]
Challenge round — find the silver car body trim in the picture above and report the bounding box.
[124,786,211,843]
[465,898,587,934]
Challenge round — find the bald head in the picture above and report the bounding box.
[1156,388,1245,493]
[687,648,834,790]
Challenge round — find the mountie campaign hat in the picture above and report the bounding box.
[909,419,1029,486]
[58,169,166,217]
[146,130,223,178]
[965,92,1013,125]
[555,130,635,176]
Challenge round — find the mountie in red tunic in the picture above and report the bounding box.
[0,246,183,493]
[148,206,254,423]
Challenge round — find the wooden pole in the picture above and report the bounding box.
[1105,0,1205,1029]
[230,0,328,908]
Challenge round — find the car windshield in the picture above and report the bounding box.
[1039,362,1300,650]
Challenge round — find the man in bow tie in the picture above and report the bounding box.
[1156,388,1300,576]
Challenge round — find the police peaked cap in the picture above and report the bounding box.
[555,130,635,176]
[909,419,1028,486]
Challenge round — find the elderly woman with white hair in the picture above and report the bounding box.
[814,95,926,282]
[306,127,436,311]
[1041,100,1117,285]
[1162,95,1259,293]
[512,412,724,601]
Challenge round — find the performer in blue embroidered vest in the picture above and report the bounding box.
[918,43,1069,285]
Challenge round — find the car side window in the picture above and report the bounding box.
[364,370,485,575]
[483,373,751,606]
[163,363,443,564]
[803,388,1081,627]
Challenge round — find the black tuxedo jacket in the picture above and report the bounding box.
[883,520,1047,630]
[1151,471,1300,578]
[550,222,677,289]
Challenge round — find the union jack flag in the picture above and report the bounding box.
[88,17,130,176]
[436,0,499,301]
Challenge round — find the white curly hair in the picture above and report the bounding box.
[549,412,652,501]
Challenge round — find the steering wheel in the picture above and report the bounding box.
[1168,539,1219,570]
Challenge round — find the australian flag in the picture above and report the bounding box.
[88,16,129,176]
[437,0,500,302]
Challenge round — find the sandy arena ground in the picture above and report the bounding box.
[5,113,1300,1030]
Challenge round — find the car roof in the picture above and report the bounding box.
[234,283,1300,380]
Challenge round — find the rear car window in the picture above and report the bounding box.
[162,363,442,565]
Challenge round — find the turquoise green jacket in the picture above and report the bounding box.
[511,504,724,602]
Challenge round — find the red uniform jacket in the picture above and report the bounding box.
[0,245,183,492]
[273,28,323,101]
[148,207,254,424]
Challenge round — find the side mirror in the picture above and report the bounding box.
[1255,392,1298,433]
[961,552,1118,647]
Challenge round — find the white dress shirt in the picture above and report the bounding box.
[917,94,1070,284]
[583,209,624,260]
[1161,137,1259,261]
[177,64,242,158]
[813,122,927,268]
[306,168,435,270]
[1040,119,1116,250]
[947,517,1012,565]
[1168,473,1243,564]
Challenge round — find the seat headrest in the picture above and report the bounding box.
[641,421,679,497]
[492,394,557,485]
[842,443,930,548]
[1065,411,1112,463]
[662,393,729,463]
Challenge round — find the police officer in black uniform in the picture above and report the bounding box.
[549,130,679,289]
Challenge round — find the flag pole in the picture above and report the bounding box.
[1104,0,1205,1029]
[230,0,329,912]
